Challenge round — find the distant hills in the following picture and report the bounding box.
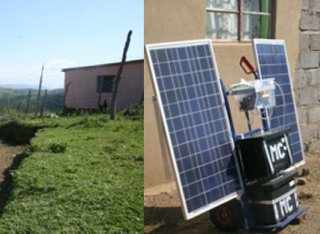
[0,87,64,113]
[0,84,41,90]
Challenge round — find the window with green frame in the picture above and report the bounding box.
[96,75,115,93]
[206,0,274,41]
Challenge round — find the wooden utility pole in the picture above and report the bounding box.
[110,30,132,120]
[16,103,22,112]
[40,89,48,117]
[64,81,71,108]
[139,94,144,105]
[35,65,44,116]
[6,99,10,113]
[25,89,31,114]
[97,76,103,109]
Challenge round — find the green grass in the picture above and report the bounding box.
[0,115,143,232]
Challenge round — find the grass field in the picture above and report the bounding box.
[0,114,143,232]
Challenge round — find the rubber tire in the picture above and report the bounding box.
[209,199,244,231]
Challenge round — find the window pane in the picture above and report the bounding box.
[207,0,238,10]
[207,12,238,40]
[242,0,271,13]
[97,75,114,93]
[242,14,270,40]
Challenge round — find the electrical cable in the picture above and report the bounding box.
[252,80,286,127]
[274,81,286,126]
[230,79,286,129]
[0,71,39,82]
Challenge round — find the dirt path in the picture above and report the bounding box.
[0,142,26,183]
[0,142,27,211]
[144,152,320,233]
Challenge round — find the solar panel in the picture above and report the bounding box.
[253,39,305,166]
[146,40,243,220]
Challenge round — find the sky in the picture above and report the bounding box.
[0,0,143,89]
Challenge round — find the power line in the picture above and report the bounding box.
[0,71,39,82]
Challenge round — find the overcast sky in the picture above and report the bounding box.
[0,0,143,89]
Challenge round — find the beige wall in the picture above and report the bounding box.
[144,0,301,188]
[144,0,207,188]
[65,61,143,110]
[275,0,301,74]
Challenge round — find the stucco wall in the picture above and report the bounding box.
[144,0,207,188]
[275,0,301,77]
[144,0,301,188]
[65,61,143,110]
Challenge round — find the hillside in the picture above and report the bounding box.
[0,113,143,232]
[0,87,64,113]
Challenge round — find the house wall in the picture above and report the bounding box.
[144,0,301,188]
[65,62,143,110]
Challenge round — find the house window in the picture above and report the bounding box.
[206,0,274,41]
[97,75,115,93]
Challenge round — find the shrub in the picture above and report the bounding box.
[49,142,67,153]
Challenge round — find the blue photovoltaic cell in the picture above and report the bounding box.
[254,39,304,165]
[147,40,243,219]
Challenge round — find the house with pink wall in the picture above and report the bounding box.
[62,59,143,110]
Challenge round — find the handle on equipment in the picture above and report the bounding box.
[240,56,257,75]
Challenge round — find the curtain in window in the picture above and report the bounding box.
[206,0,238,40]
[242,0,261,40]
[242,0,270,40]
[206,0,271,40]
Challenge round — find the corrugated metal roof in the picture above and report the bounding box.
[62,59,143,72]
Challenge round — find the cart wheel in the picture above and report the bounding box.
[209,199,243,231]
